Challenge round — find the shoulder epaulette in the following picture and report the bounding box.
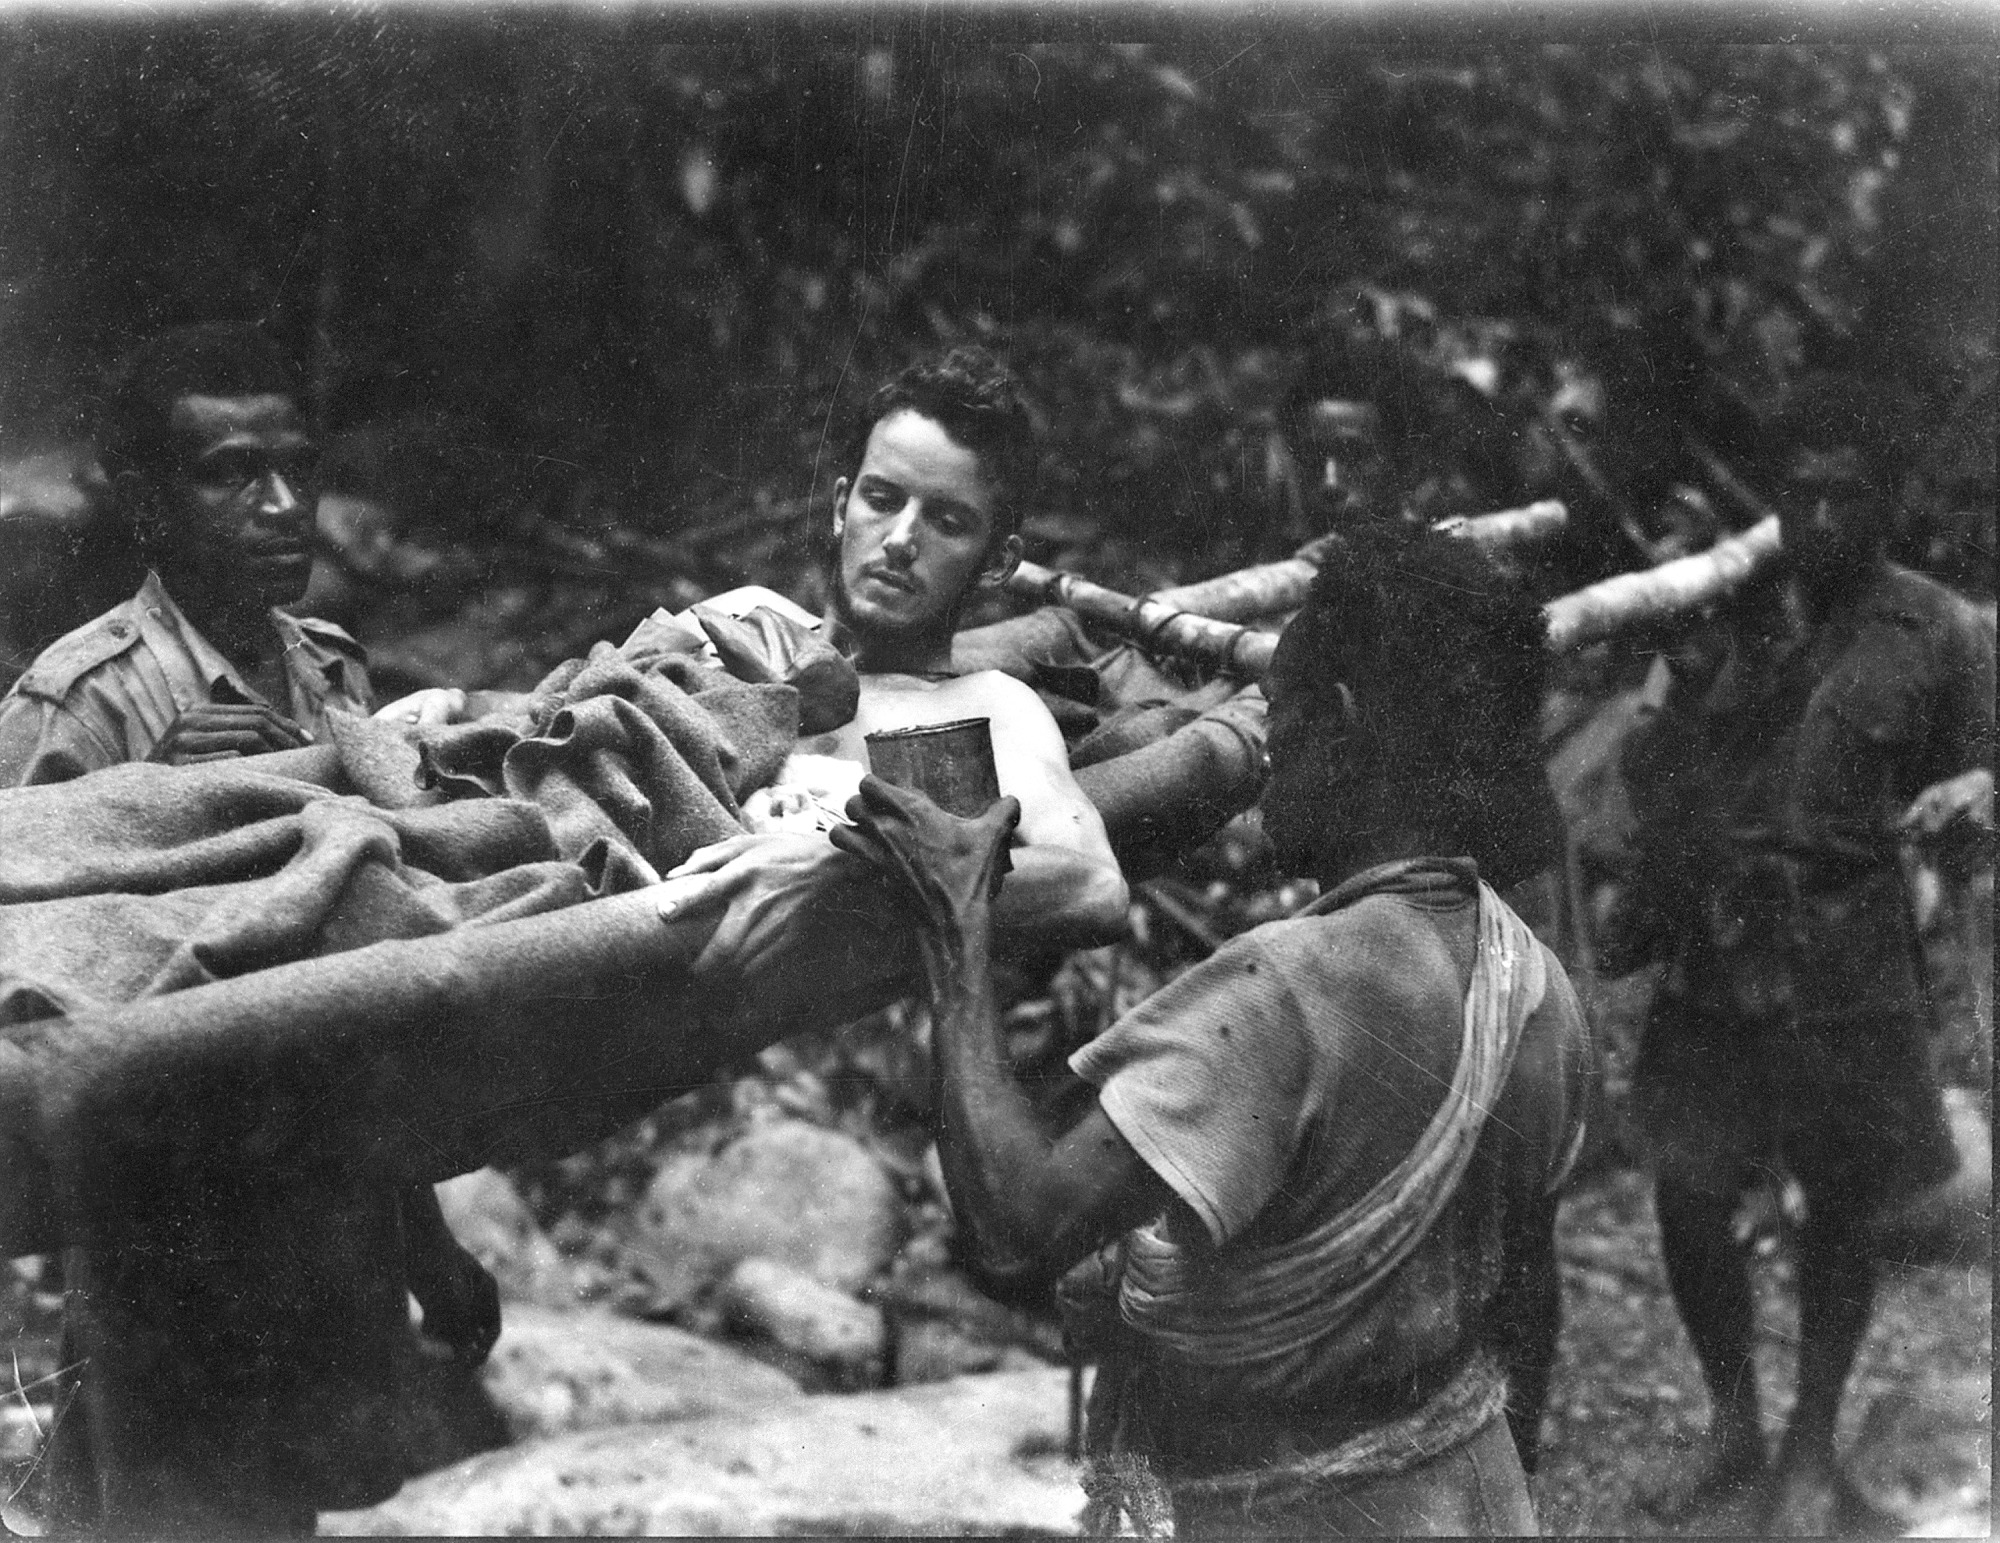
[11,604,146,702]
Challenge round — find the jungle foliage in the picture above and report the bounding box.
[1,19,1992,618]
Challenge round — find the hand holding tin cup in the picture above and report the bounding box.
[859,717,1014,895]
[863,717,1004,816]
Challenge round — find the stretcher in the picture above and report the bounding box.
[1,504,1801,1259]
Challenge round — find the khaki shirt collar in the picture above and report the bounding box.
[132,570,268,710]
[131,571,347,717]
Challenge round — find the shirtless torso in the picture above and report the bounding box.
[797,668,1115,887]
[650,581,1126,952]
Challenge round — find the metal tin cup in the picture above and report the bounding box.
[865,717,1002,817]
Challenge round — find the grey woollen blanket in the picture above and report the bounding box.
[0,641,823,1242]
[0,643,855,1515]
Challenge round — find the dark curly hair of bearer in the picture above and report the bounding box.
[1265,519,1558,891]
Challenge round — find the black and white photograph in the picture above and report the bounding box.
[0,5,1991,1536]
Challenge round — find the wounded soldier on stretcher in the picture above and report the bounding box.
[382,347,1192,950]
[384,346,1263,958]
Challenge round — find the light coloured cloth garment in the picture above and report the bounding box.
[1109,879,1549,1386]
[0,570,373,784]
[1067,858,1591,1534]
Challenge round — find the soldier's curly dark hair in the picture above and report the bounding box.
[97,323,301,489]
[1283,520,1558,888]
[843,346,1036,542]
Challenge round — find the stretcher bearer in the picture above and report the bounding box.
[1616,377,1994,1534]
[0,324,498,1537]
[0,323,372,785]
[837,521,1593,1538]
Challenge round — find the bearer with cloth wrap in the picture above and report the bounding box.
[835,521,1592,1538]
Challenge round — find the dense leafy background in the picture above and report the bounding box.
[3,21,1992,638]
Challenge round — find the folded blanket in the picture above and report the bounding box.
[0,610,1269,1528]
[0,645,811,1523]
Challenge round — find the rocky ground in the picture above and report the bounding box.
[3,972,1988,1536]
[5,1149,1987,1536]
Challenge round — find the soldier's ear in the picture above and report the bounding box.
[831,478,851,543]
[980,533,1024,590]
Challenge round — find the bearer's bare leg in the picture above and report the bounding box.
[1639,1175,1769,1519]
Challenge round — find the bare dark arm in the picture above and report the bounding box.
[831,777,1167,1279]
[1494,1189,1561,1474]
[400,1183,502,1365]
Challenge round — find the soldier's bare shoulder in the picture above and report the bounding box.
[855,667,1045,726]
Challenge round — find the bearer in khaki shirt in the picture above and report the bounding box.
[0,323,496,1538]
[0,324,369,786]
[0,570,370,784]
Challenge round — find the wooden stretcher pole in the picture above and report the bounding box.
[1002,561,1281,679]
[1540,516,1781,652]
[1002,501,1570,679]
[1004,508,1779,681]
[1046,499,1571,630]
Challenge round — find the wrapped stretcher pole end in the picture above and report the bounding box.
[3,865,918,1258]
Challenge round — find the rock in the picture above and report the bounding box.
[1866,1089,1992,1268]
[627,1121,906,1309]
[893,1320,1051,1384]
[480,1303,801,1440]
[1845,1369,1993,1534]
[434,1167,582,1308]
[721,1256,886,1385]
[322,1366,1084,1536]
[398,1348,514,1477]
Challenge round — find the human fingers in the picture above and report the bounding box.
[666,834,764,878]
[373,690,430,723]
[827,819,900,873]
[374,687,466,727]
[251,707,315,749]
[848,772,946,823]
[651,870,740,922]
[1897,790,1949,837]
[979,796,1024,842]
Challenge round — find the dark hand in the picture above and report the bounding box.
[829,774,1020,934]
[146,702,313,764]
[407,1230,503,1366]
